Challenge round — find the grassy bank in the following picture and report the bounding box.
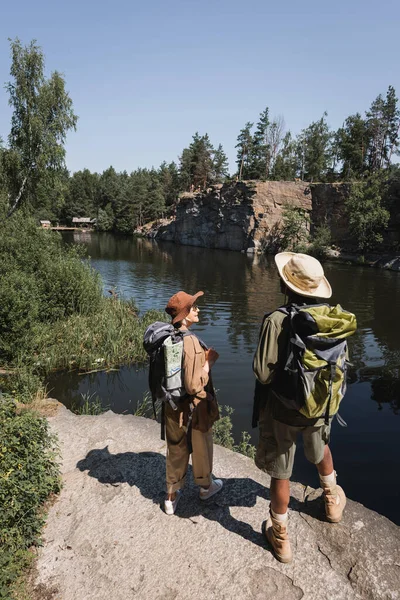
[0,213,163,403]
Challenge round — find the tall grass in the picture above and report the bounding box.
[31,300,162,373]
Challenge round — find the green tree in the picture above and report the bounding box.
[298,113,333,182]
[159,161,180,208]
[366,86,400,171]
[97,202,114,231]
[179,133,215,190]
[235,122,253,180]
[2,38,77,217]
[145,168,165,221]
[280,204,310,251]
[63,169,99,222]
[249,107,270,179]
[345,174,390,251]
[336,113,369,179]
[266,116,285,178]
[212,143,229,183]
[272,132,299,180]
[191,132,214,189]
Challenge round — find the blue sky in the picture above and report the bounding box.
[0,0,399,174]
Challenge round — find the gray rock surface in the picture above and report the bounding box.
[34,407,400,600]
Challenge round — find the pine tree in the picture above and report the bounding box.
[179,133,215,191]
[235,122,253,180]
[249,107,270,179]
[191,133,214,189]
[273,132,298,180]
[336,113,369,178]
[297,113,333,182]
[146,169,165,221]
[212,144,229,183]
[159,161,180,208]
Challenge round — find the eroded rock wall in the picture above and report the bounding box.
[157,181,312,252]
[155,180,400,251]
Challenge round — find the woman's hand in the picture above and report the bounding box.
[205,348,219,368]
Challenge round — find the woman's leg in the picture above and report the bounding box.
[165,405,190,499]
[191,427,213,488]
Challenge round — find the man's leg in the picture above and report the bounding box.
[270,477,290,514]
[303,427,346,523]
[316,444,334,476]
[256,401,296,563]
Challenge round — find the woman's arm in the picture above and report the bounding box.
[182,335,209,398]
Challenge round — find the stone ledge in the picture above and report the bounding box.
[33,407,400,600]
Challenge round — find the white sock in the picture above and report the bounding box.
[271,508,288,522]
[320,471,340,504]
[319,470,336,485]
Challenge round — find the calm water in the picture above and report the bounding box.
[50,232,400,524]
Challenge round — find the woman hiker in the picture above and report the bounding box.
[164,290,223,515]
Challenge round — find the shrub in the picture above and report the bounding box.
[0,214,103,361]
[0,271,40,361]
[0,396,61,597]
[280,204,310,252]
[345,174,390,251]
[213,405,256,458]
[309,224,332,259]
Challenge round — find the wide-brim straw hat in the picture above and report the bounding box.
[165,290,204,324]
[275,252,332,299]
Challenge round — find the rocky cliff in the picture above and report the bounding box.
[156,181,312,253]
[151,180,400,253]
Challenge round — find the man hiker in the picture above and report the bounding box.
[252,252,356,563]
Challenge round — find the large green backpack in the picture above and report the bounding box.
[271,304,357,424]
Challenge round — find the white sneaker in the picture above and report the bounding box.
[199,479,223,500]
[164,490,182,515]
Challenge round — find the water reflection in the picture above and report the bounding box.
[52,232,400,523]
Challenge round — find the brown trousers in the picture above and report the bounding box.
[165,403,213,493]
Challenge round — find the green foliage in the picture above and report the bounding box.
[280,204,310,251]
[30,298,161,374]
[213,405,256,458]
[366,86,400,171]
[2,38,77,217]
[297,113,333,182]
[234,432,256,460]
[336,113,369,179]
[179,132,227,191]
[213,405,235,449]
[308,224,332,259]
[71,392,106,415]
[133,391,159,418]
[345,174,390,251]
[0,396,61,597]
[235,122,254,180]
[249,107,270,179]
[0,214,103,362]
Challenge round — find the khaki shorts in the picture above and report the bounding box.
[255,400,331,479]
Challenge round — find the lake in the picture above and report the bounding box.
[49,232,400,524]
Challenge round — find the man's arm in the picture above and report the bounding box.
[253,317,280,385]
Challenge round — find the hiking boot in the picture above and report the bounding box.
[164,490,182,515]
[199,478,223,500]
[263,511,292,563]
[322,483,346,523]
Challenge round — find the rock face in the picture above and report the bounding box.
[157,181,312,252]
[33,406,400,600]
[310,183,351,242]
[153,180,400,253]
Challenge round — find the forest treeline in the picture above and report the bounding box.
[0,39,400,235]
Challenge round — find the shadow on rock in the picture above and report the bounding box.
[76,447,278,549]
